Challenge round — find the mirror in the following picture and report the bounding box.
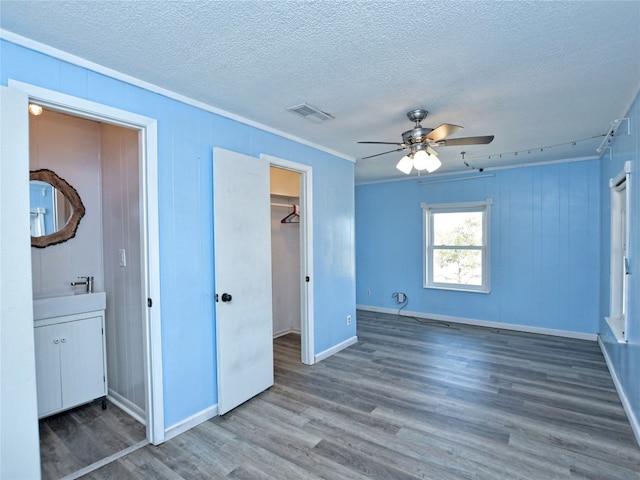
[30,169,85,248]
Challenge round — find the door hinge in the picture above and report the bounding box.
[147,298,153,308]
[215,293,219,303]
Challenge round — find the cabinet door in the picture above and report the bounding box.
[59,316,106,409]
[34,324,63,417]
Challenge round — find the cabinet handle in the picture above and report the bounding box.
[54,339,60,344]
[61,338,67,343]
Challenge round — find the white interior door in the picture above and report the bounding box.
[214,147,274,415]
[0,86,42,477]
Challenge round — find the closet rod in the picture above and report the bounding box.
[271,202,295,207]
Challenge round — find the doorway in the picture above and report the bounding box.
[30,107,149,477]
[265,155,314,366]
[213,150,314,416]
[270,166,302,342]
[7,80,164,474]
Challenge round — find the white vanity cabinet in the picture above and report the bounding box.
[34,310,107,418]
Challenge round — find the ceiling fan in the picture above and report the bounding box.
[358,109,495,174]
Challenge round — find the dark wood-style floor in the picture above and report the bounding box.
[79,310,639,479]
[39,399,146,480]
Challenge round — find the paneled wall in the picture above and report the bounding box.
[30,110,104,298]
[101,124,146,415]
[599,90,640,439]
[356,159,601,335]
[2,38,356,430]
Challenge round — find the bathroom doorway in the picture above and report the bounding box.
[30,108,147,478]
[10,80,164,477]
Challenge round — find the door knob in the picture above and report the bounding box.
[221,293,232,302]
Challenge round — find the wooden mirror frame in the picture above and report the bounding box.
[30,169,85,248]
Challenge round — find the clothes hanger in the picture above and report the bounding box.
[281,204,300,224]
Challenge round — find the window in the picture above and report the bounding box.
[606,162,631,343]
[422,199,492,293]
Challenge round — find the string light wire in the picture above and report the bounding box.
[462,133,605,164]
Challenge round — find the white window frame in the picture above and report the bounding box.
[422,199,492,293]
[606,161,632,343]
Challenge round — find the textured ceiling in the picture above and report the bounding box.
[1,1,639,183]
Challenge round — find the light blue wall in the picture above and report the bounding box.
[356,159,601,334]
[1,39,356,428]
[599,90,640,433]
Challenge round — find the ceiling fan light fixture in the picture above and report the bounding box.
[358,108,494,175]
[424,154,441,173]
[412,149,429,171]
[396,155,413,174]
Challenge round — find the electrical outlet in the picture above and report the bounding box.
[366,289,371,296]
[346,315,352,326]
[397,292,406,303]
[119,248,127,267]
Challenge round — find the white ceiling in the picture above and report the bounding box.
[1,1,639,183]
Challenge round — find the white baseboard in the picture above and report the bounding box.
[164,333,355,441]
[598,336,640,447]
[314,335,357,363]
[107,390,146,425]
[164,404,218,442]
[356,304,598,341]
[273,328,301,338]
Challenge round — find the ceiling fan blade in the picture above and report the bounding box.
[357,141,404,145]
[426,123,463,142]
[360,147,407,160]
[440,135,495,146]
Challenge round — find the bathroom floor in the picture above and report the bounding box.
[39,399,145,480]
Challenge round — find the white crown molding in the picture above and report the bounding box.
[0,29,355,163]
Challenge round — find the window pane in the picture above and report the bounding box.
[433,248,482,285]
[433,212,482,246]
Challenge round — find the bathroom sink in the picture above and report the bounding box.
[33,292,106,321]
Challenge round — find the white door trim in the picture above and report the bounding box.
[8,79,165,444]
[261,154,314,365]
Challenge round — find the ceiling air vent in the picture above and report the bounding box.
[287,103,334,123]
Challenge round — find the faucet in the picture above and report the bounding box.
[71,276,94,293]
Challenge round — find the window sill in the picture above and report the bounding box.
[424,285,490,294]
[605,316,627,343]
